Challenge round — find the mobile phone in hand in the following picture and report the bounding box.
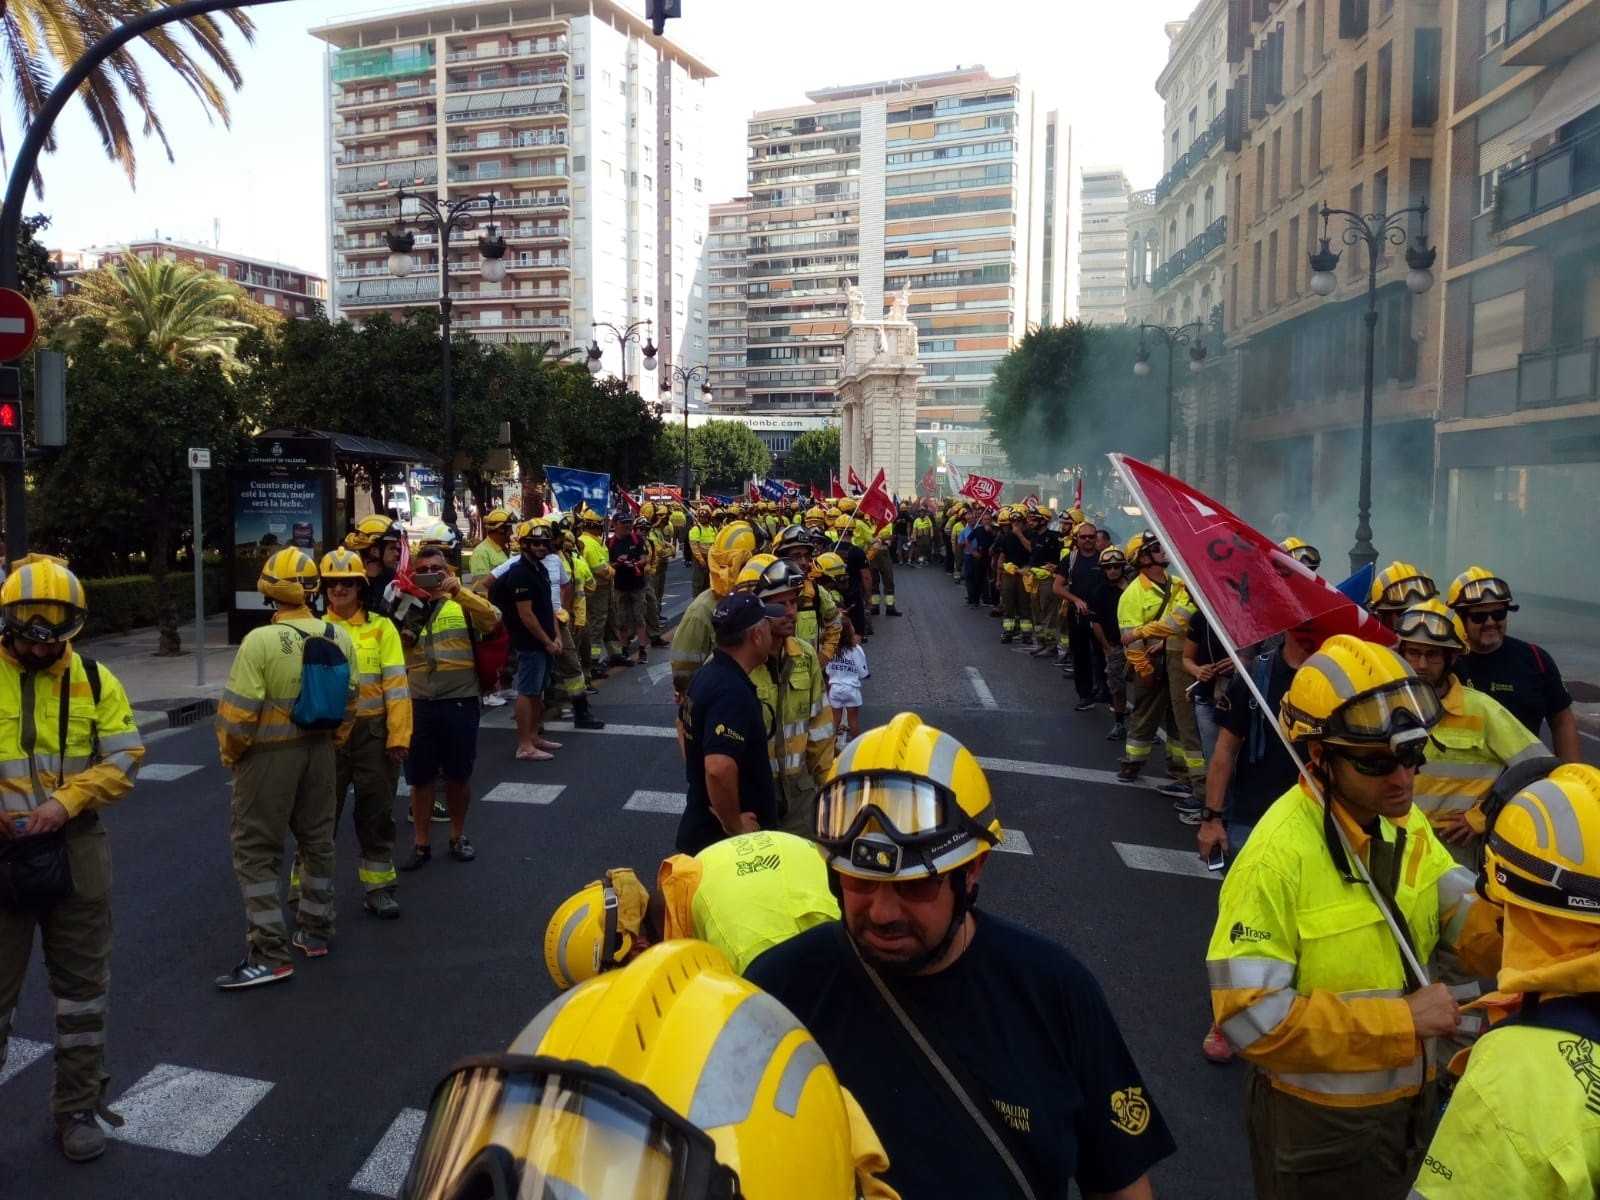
[1207,844,1227,872]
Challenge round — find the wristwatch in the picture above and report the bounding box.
[1200,808,1226,823]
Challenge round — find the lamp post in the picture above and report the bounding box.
[1306,199,1435,574]
[584,319,657,391]
[383,187,509,534]
[661,362,711,500]
[1131,320,1210,472]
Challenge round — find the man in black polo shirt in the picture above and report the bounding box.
[1060,521,1109,707]
[835,520,871,643]
[678,592,782,854]
[747,713,1175,1198]
[490,522,565,762]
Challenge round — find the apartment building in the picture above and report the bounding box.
[1433,0,1600,606]
[311,0,712,384]
[1040,112,1074,326]
[741,67,1067,452]
[1078,166,1133,323]
[1219,0,1447,554]
[1124,187,1161,325]
[706,197,750,408]
[50,238,326,315]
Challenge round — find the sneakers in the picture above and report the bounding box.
[431,798,450,823]
[1175,805,1204,826]
[1116,762,1143,783]
[364,889,400,919]
[56,1111,108,1162]
[1106,721,1128,742]
[573,711,606,730]
[215,960,294,990]
[399,844,432,872]
[481,692,507,708]
[291,930,329,958]
[1073,699,1098,712]
[1158,780,1193,799]
[449,836,476,862]
[886,609,903,618]
[1202,1025,1235,1064]
[636,648,648,665]
[649,636,670,648]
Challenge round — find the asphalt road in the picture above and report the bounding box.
[1,558,1253,1198]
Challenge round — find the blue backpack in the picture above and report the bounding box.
[289,623,351,731]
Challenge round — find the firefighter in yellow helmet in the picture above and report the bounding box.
[464,507,515,586]
[1414,764,1600,1199]
[1368,560,1438,631]
[542,833,839,987]
[403,940,898,1200]
[746,713,1176,1196]
[1279,536,1322,574]
[669,521,758,697]
[1207,635,1504,1199]
[688,504,716,595]
[775,524,841,665]
[0,555,144,1162]
[1395,598,1550,867]
[577,506,620,675]
[345,514,405,617]
[641,502,674,649]
[216,548,358,990]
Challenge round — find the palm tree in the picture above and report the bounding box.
[2,2,256,189]
[63,251,272,372]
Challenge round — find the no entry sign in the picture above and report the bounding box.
[0,288,39,361]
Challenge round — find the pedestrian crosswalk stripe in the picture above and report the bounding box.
[976,754,1167,794]
[624,790,687,813]
[138,763,204,782]
[482,782,566,806]
[964,666,998,710]
[646,661,673,687]
[545,721,676,739]
[0,1036,50,1088]
[351,1107,427,1198]
[108,1064,275,1156]
[994,829,1034,856]
[1113,841,1220,882]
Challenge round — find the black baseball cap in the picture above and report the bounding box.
[712,591,784,637]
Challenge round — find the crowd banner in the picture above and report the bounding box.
[545,466,612,515]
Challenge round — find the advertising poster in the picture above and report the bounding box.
[231,473,330,611]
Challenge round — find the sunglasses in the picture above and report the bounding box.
[1329,742,1427,776]
[837,871,947,904]
[1464,607,1515,624]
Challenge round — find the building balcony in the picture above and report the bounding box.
[335,83,437,111]
[444,99,568,125]
[445,40,567,64]
[447,255,571,275]
[445,70,567,94]
[337,144,437,167]
[336,113,435,141]
[1494,123,1600,241]
[455,316,573,331]
[335,170,439,197]
[450,285,570,301]
[338,282,440,307]
[1150,217,1226,290]
[1516,337,1600,408]
[446,131,567,154]
[1503,0,1600,66]
[331,47,436,84]
[447,163,567,186]
[1154,112,1227,204]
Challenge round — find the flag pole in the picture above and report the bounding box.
[1108,453,1430,990]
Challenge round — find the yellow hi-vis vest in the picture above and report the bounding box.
[0,644,143,819]
[327,608,412,748]
[218,610,358,766]
[1207,784,1502,1108]
[580,532,612,582]
[796,580,840,662]
[403,591,500,702]
[750,637,835,816]
[656,830,840,974]
[1415,677,1544,829]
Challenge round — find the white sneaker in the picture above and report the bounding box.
[482,693,507,708]
[496,687,519,702]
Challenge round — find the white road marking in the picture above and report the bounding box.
[1580,728,1600,745]
[624,790,686,813]
[0,1037,50,1088]
[964,666,998,710]
[646,662,673,687]
[544,721,676,739]
[482,782,565,806]
[351,1107,428,1198]
[994,829,1034,856]
[976,755,1167,794]
[137,763,204,782]
[108,1064,274,1156]
[1113,841,1220,882]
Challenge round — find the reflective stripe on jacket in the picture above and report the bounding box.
[1415,677,1543,826]
[669,587,717,694]
[1208,784,1502,1109]
[580,532,612,581]
[751,638,835,813]
[217,609,358,766]
[328,609,412,749]
[0,644,144,818]
[404,591,500,702]
[796,582,841,665]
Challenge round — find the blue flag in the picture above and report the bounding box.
[1337,562,1375,607]
[545,466,612,514]
[759,479,787,501]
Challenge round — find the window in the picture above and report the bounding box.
[217,263,229,278]
[1469,291,1524,374]
[1171,128,1180,165]
[1375,42,1392,141]
[1288,215,1301,295]
[1208,83,1219,120]
[1231,172,1244,238]
[1313,0,1326,61]
[693,177,702,191]
[1255,143,1266,218]
[1309,92,1323,173]
[574,64,585,80]
[1268,231,1280,306]
[1373,166,1388,219]
[1291,109,1304,189]
[573,155,586,172]
[1229,263,1239,330]
[620,79,627,95]
[1204,184,1216,224]
[643,88,652,104]
[263,293,276,307]
[1188,106,1198,145]
[1271,128,1283,202]
[1412,28,1441,126]
[1477,156,1525,214]
[1252,240,1263,314]
[1351,65,1367,157]
[1294,3,1307,83]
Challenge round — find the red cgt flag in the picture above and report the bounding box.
[830,474,846,499]
[1110,454,1395,649]
[959,472,1003,507]
[856,468,897,528]
[919,466,938,497]
[847,465,867,495]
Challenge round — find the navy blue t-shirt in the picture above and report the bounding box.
[746,914,1176,1198]
[679,650,777,854]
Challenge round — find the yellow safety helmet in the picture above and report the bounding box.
[818,712,1002,882]
[1279,536,1322,570]
[640,501,659,522]
[814,552,847,585]
[578,505,604,528]
[734,552,779,591]
[1395,598,1467,654]
[804,505,828,529]
[708,521,759,596]
[830,514,852,532]
[516,518,554,544]
[1447,564,1516,611]
[543,868,651,990]
[344,514,400,552]
[1279,634,1441,752]
[318,547,367,584]
[258,547,319,608]
[737,556,805,600]
[481,508,514,532]
[1,554,88,643]
[403,942,887,1200]
[1066,506,1086,525]
[1368,560,1438,612]
[1483,765,1600,925]
[1098,546,1128,569]
[837,498,857,514]
[1127,529,1161,562]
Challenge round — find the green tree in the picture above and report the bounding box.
[17,214,56,304]
[783,426,839,490]
[4,2,257,190]
[555,375,665,490]
[693,420,771,493]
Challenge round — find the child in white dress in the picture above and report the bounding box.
[825,616,869,750]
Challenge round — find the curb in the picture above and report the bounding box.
[133,697,218,736]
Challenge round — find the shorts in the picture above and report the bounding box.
[405,698,481,786]
[828,683,863,709]
[614,587,647,628]
[515,648,553,697]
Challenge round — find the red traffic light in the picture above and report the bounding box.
[0,400,18,431]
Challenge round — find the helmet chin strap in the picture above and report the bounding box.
[847,865,980,977]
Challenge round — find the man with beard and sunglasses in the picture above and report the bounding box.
[1207,636,1504,1200]
[1447,566,1580,764]
[746,713,1175,1200]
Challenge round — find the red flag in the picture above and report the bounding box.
[847,465,866,495]
[809,482,824,503]
[747,481,760,502]
[1073,476,1083,511]
[918,466,937,497]
[857,469,896,527]
[617,489,641,515]
[829,474,845,499]
[1110,455,1395,649]
[958,472,1003,507]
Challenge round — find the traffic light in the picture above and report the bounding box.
[0,367,20,464]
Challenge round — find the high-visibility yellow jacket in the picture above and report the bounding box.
[0,644,144,819]
[327,608,412,750]
[580,531,612,583]
[565,550,592,628]
[1414,1022,1600,1198]
[656,830,840,974]
[751,637,835,818]
[403,589,500,702]
[949,521,965,551]
[688,524,715,566]
[797,580,841,665]
[647,527,674,573]
[217,608,358,767]
[1208,784,1502,1109]
[1416,676,1544,830]
[912,516,932,540]
[1117,572,1194,676]
[465,537,509,588]
[669,587,718,694]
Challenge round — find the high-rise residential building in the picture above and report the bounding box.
[706,197,750,408]
[1078,167,1133,323]
[739,67,1067,453]
[1432,0,1600,607]
[1039,111,1074,326]
[311,0,712,387]
[49,239,326,315]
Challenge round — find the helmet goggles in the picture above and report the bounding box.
[1287,677,1442,749]
[402,1054,739,1200]
[1394,606,1462,649]
[1454,575,1515,608]
[1376,575,1436,610]
[816,770,997,878]
[3,601,86,644]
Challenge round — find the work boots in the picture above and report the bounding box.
[364,888,401,919]
[57,1101,123,1163]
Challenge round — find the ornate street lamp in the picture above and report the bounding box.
[1131,321,1210,471]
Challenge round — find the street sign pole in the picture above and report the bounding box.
[189,448,211,685]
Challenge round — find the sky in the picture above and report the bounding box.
[7,0,1184,275]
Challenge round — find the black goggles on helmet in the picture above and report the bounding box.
[816,771,996,869]
[1289,547,1321,570]
[1394,607,1461,648]
[1287,678,1442,749]
[1454,575,1514,608]
[2,603,86,644]
[1376,576,1437,610]
[402,1054,740,1200]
